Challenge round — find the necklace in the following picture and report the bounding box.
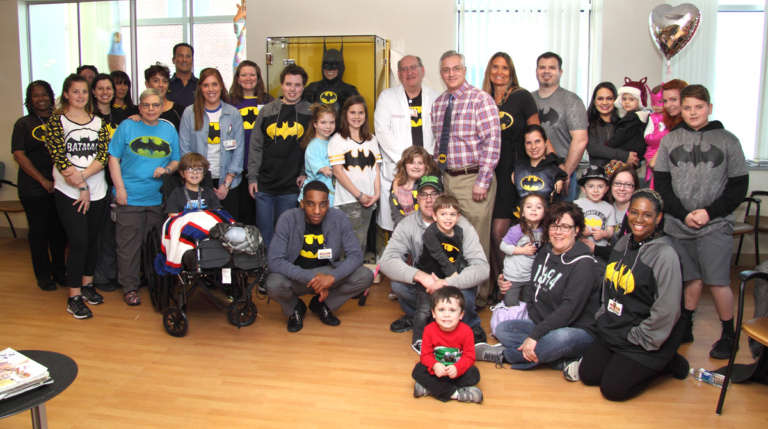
[495,87,511,106]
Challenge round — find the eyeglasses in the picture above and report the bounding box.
[549,223,574,232]
[440,66,464,74]
[418,192,440,200]
[612,182,636,189]
[185,167,205,174]
[140,103,161,109]
[399,65,421,73]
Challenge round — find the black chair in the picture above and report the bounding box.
[716,270,768,415]
[733,197,761,265]
[0,161,24,238]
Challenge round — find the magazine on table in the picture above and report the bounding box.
[0,348,52,400]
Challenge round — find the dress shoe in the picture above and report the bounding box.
[37,279,57,292]
[287,299,307,333]
[309,295,340,326]
[52,273,68,287]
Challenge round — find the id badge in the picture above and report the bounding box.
[608,299,623,316]
[318,248,332,260]
[223,139,237,150]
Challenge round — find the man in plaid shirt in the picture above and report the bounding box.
[431,50,500,308]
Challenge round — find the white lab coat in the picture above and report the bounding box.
[374,84,441,231]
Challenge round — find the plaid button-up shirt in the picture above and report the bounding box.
[431,80,501,188]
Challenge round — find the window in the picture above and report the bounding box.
[715,1,764,158]
[457,0,592,102]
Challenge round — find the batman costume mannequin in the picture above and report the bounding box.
[303,42,360,113]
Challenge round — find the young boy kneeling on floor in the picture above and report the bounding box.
[412,286,482,403]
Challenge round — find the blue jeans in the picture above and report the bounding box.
[565,171,579,202]
[254,192,298,250]
[391,281,481,340]
[495,319,593,369]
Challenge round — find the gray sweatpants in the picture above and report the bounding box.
[114,204,164,293]
[266,265,373,317]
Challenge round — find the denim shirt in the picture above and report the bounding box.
[179,102,245,188]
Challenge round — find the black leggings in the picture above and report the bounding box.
[578,339,665,401]
[412,362,481,402]
[55,191,106,288]
[19,194,68,282]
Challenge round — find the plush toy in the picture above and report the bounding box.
[233,0,246,75]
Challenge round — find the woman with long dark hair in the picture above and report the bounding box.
[481,52,541,299]
[12,80,68,291]
[46,74,110,319]
[110,70,134,111]
[585,82,644,169]
[179,67,245,219]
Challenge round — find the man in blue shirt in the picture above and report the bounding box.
[166,43,197,107]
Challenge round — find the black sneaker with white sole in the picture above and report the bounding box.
[390,315,413,333]
[81,285,104,305]
[411,339,422,355]
[67,295,93,319]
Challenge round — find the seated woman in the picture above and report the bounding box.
[109,88,180,306]
[578,189,689,400]
[476,202,600,380]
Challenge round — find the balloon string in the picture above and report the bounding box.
[667,60,671,81]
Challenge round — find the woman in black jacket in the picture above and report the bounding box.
[586,82,646,168]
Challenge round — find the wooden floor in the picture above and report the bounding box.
[1,237,767,428]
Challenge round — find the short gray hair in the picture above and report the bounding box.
[139,87,162,103]
[397,55,424,70]
[439,50,465,68]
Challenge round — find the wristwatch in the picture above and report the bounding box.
[224,181,232,189]
[79,183,90,191]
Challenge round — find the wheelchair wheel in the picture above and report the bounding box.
[227,297,257,328]
[144,227,162,310]
[162,307,188,337]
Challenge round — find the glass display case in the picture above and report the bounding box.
[265,35,389,125]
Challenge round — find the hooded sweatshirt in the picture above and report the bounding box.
[654,120,749,239]
[596,235,683,370]
[526,240,600,341]
[302,48,360,113]
[513,152,568,202]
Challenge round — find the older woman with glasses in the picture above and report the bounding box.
[477,202,600,381]
[108,88,180,306]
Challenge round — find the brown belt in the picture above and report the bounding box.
[445,166,480,177]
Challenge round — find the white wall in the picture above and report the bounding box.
[244,0,456,93]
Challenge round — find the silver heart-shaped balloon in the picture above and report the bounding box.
[649,3,701,61]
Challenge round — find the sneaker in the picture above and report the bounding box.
[81,285,104,305]
[475,343,506,368]
[563,358,582,382]
[388,290,398,301]
[456,386,483,403]
[413,382,430,398]
[124,291,141,306]
[411,339,422,355]
[710,336,736,359]
[472,325,488,344]
[67,295,93,319]
[390,315,413,333]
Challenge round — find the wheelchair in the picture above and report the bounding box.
[142,172,266,337]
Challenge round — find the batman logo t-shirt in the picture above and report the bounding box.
[408,91,424,147]
[295,222,329,269]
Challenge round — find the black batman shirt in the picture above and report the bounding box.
[258,103,309,194]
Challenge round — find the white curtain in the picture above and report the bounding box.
[662,0,718,95]
[458,0,592,100]
[757,0,768,159]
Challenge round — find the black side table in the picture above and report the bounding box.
[0,350,78,429]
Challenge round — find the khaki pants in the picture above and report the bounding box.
[443,173,496,307]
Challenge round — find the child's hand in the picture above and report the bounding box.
[554,180,563,194]
[433,363,448,378]
[498,274,511,294]
[590,228,604,240]
[446,365,458,379]
[318,166,333,178]
[519,242,537,255]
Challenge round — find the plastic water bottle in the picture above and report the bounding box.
[690,368,726,388]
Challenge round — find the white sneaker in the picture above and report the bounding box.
[563,358,582,382]
[411,339,422,355]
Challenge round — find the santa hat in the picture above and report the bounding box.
[615,77,649,108]
[650,83,664,108]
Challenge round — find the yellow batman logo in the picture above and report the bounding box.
[442,243,459,253]
[438,154,447,164]
[499,111,513,130]
[32,124,46,142]
[605,262,635,294]
[320,91,338,104]
[585,217,603,230]
[300,249,317,258]
[239,106,260,130]
[521,175,544,192]
[107,122,118,138]
[304,234,324,245]
[411,106,423,127]
[208,123,221,145]
[267,121,305,140]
